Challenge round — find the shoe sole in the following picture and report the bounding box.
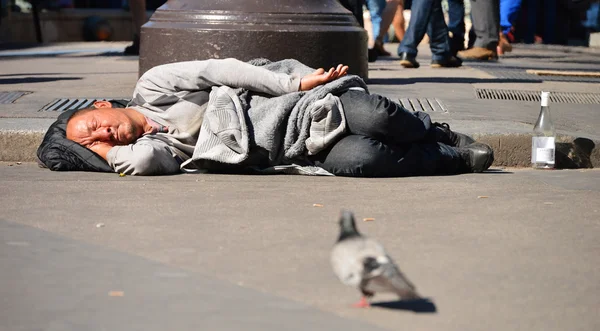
[430,63,462,68]
[461,55,498,61]
[400,60,419,68]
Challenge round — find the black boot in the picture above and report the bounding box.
[368,47,378,63]
[124,35,140,56]
[455,142,495,173]
[433,122,475,147]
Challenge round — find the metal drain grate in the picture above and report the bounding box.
[0,91,31,104]
[398,98,448,112]
[475,89,600,104]
[41,98,108,112]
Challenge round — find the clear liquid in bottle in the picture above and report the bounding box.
[531,91,556,169]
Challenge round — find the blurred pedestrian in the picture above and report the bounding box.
[366,0,389,58]
[338,0,366,27]
[458,0,500,60]
[397,0,462,68]
[124,0,147,55]
[373,0,402,56]
[498,0,521,54]
[391,1,406,42]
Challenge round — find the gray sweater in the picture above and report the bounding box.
[107,58,367,175]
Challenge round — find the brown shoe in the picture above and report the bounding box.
[457,47,498,61]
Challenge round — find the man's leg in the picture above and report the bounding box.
[397,0,437,67]
[458,0,500,60]
[338,0,365,27]
[339,90,476,147]
[500,0,522,35]
[447,0,466,55]
[339,90,433,145]
[366,0,387,47]
[427,0,461,67]
[124,0,147,55]
[310,135,464,177]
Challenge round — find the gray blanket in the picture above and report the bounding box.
[189,59,368,173]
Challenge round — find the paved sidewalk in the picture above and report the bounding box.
[1,164,599,331]
[0,41,598,167]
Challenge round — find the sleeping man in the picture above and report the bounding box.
[61,58,494,176]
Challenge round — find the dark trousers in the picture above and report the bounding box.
[397,0,451,60]
[338,0,365,27]
[310,90,462,177]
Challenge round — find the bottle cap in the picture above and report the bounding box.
[541,91,550,107]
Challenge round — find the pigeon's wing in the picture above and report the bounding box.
[361,250,420,299]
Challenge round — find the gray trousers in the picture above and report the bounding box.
[470,0,500,49]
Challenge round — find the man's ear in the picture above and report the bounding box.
[93,101,112,108]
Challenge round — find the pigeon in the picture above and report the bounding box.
[330,210,421,308]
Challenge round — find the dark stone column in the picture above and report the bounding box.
[139,0,368,78]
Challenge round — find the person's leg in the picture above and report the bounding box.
[458,0,500,60]
[124,0,147,55]
[426,0,455,62]
[339,90,433,145]
[310,135,464,177]
[500,0,522,35]
[498,0,520,54]
[339,90,477,147]
[376,0,400,47]
[339,0,366,27]
[397,0,436,59]
[366,0,387,48]
[391,0,406,42]
[447,0,466,55]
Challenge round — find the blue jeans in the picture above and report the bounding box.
[447,0,466,43]
[310,90,462,177]
[397,0,451,60]
[500,0,522,35]
[366,0,386,41]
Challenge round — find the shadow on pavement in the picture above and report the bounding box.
[371,298,437,313]
[0,77,82,84]
[484,169,514,174]
[556,138,596,169]
[367,77,541,85]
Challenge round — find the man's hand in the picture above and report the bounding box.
[299,64,349,91]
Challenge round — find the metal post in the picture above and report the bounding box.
[139,0,368,78]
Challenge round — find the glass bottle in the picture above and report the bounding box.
[531,91,556,169]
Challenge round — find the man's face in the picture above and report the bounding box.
[66,106,141,149]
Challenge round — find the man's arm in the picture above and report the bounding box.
[134,58,349,102]
[134,58,303,101]
[104,138,182,175]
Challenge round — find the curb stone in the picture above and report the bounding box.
[1,130,597,169]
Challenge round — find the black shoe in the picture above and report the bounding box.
[399,52,420,68]
[368,48,378,63]
[449,36,465,56]
[433,122,475,147]
[124,35,140,56]
[430,56,462,68]
[456,142,495,173]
